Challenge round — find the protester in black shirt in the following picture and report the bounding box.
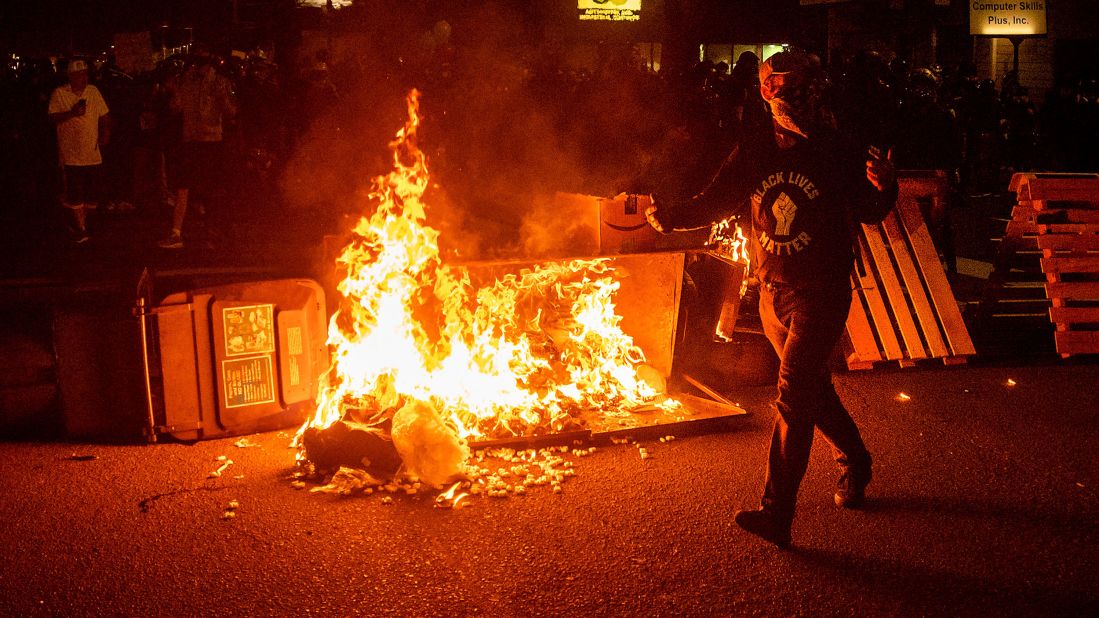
[645,49,898,548]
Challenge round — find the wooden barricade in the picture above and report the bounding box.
[1011,173,1099,357]
[976,196,1048,329]
[973,175,1071,355]
[843,172,976,369]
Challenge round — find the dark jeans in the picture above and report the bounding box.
[757,281,871,523]
[168,140,224,200]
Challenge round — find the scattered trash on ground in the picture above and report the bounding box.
[295,431,685,506]
[208,457,233,479]
[310,466,384,495]
[222,499,240,520]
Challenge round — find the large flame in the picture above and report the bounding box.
[301,90,672,446]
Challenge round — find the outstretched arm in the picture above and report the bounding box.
[644,144,753,233]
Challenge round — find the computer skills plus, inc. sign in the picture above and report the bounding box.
[578,0,641,22]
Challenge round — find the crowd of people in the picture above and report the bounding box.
[0,47,305,247]
[1,42,1098,249]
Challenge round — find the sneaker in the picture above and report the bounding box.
[834,468,871,509]
[734,508,791,549]
[157,233,183,249]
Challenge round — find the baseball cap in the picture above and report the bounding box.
[68,59,88,73]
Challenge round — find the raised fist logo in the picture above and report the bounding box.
[772,192,798,236]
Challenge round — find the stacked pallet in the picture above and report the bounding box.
[976,188,1052,341]
[1012,173,1099,357]
[843,173,975,369]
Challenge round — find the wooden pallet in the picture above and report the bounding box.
[1015,173,1099,357]
[843,175,976,369]
[976,200,1052,336]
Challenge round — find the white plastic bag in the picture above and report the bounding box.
[390,399,469,487]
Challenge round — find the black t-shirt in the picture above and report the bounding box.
[669,128,897,289]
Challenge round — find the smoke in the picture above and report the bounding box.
[281,2,672,262]
[517,192,599,259]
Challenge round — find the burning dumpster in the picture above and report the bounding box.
[296,90,749,489]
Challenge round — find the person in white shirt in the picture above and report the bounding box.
[48,59,110,244]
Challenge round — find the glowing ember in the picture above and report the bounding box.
[434,482,469,509]
[298,90,676,474]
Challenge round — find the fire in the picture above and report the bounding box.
[300,90,674,456]
[708,216,750,266]
[708,216,751,310]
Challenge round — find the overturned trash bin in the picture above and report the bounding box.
[139,276,328,442]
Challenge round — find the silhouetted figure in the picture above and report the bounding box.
[1002,85,1038,174]
[894,67,963,273]
[726,51,771,145]
[644,50,898,548]
[159,51,236,249]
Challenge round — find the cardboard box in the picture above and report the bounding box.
[598,194,711,255]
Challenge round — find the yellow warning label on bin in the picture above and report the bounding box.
[287,325,303,356]
[222,355,276,408]
[223,304,275,357]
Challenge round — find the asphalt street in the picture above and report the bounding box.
[0,360,1096,616]
[0,178,1096,615]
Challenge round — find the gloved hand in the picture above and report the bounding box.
[644,196,677,234]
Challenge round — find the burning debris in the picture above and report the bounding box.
[300,419,402,478]
[297,445,580,502]
[309,466,384,495]
[294,89,685,499]
[434,482,470,509]
[708,218,751,275]
[390,400,469,486]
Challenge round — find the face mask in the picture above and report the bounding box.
[768,93,816,138]
[762,72,819,139]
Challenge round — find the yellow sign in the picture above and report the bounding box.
[970,1,1047,36]
[578,0,642,22]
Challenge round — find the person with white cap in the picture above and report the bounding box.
[48,58,111,244]
[644,48,898,548]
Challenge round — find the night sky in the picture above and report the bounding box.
[0,0,277,54]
